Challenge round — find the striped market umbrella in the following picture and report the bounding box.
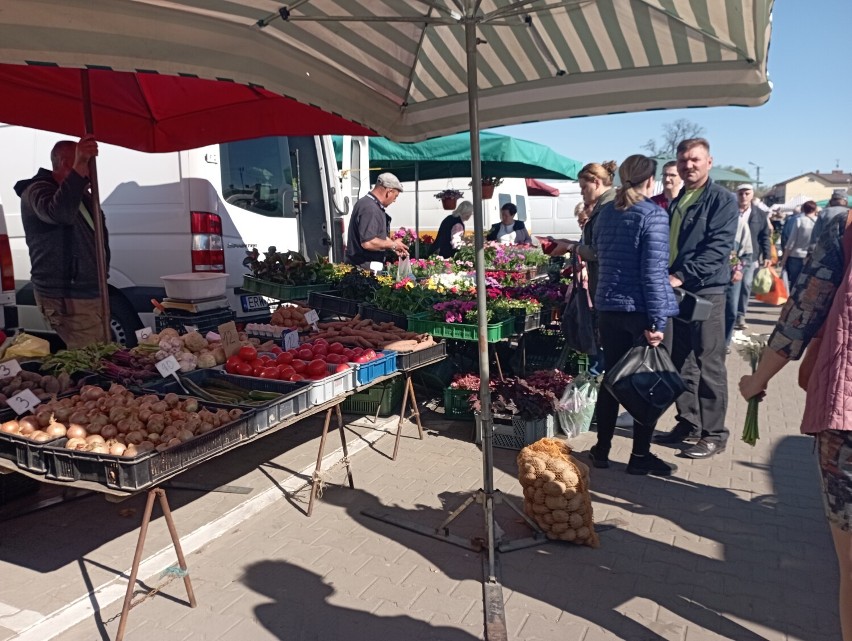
[0,0,773,611]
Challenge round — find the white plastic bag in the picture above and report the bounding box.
[555,375,598,437]
[396,257,414,281]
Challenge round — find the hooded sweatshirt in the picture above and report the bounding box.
[13,168,109,299]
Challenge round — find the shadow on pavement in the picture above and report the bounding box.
[242,559,481,641]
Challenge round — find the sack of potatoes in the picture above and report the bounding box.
[517,438,599,547]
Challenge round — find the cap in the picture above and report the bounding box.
[831,188,848,201]
[375,173,404,192]
[736,183,754,192]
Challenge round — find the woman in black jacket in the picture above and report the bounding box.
[486,203,531,244]
[432,200,473,258]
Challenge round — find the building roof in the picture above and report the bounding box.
[773,170,852,187]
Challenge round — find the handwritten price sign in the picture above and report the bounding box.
[218,321,241,358]
[283,330,300,351]
[304,309,320,331]
[135,327,153,342]
[0,359,22,379]
[7,389,42,415]
[155,355,181,380]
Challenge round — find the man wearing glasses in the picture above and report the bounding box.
[345,172,409,271]
[651,160,682,211]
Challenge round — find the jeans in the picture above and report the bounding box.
[737,261,757,323]
[725,276,743,344]
[669,293,729,444]
[785,257,805,292]
[593,311,657,457]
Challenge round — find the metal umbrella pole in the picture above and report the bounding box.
[414,160,420,259]
[81,70,112,343]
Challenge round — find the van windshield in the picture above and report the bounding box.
[220,137,295,217]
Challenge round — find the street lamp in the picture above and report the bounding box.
[748,161,762,191]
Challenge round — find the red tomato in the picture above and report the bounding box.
[291,359,307,374]
[335,363,351,373]
[260,355,272,365]
[259,367,279,379]
[325,354,341,365]
[328,342,345,355]
[364,349,377,360]
[252,365,265,377]
[342,348,355,359]
[352,347,364,356]
[297,348,314,360]
[313,338,328,346]
[287,348,301,356]
[307,359,327,377]
[277,365,296,380]
[354,355,371,364]
[276,352,294,365]
[290,373,305,382]
[270,345,283,355]
[250,358,265,370]
[238,345,257,362]
[234,361,253,377]
[311,346,328,357]
[225,355,242,374]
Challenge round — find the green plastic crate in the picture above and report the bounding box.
[443,387,475,420]
[242,276,331,301]
[341,378,405,417]
[407,313,514,343]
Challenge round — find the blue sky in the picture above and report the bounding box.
[494,0,851,190]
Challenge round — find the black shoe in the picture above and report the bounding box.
[626,453,677,476]
[588,445,609,469]
[653,426,700,444]
[682,439,726,459]
[734,319,747,330]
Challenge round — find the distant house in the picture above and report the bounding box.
[766,170,852,206]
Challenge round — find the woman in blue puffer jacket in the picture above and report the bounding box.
[588,154,680,477]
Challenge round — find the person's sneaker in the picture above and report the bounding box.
[734,318,748,330]
[588,445,610,469]
[626,453,677,476]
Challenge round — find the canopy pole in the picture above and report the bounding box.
[464,16,496,585]
[414,161,420,259]
[81,70,112,344]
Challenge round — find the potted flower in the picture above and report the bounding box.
[434,188,464,210]
[479,177,503,199]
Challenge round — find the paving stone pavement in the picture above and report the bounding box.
[0,302,842,640]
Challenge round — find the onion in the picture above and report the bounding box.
[177,429,194,443]
[45,420,67,438]
[151,401,168,414]
[147,416,166,434]
[163,393,180,409]
[30,430,53,442]
[122,444,139,458]
[54,406,73,423]
[65,437,88,450]
[68,411,89,426]
[1,420,20,434]
[35,410,52,428]
[81,385,106,401]
[138,408,153,423]
[109,442,126,456]
[66,424,88,440]
[88,443,108,454]
[228,409,243,420]
[183,398,199,413]
[108,383,128,396]
[18,419,38,436]
[86,434,106,445]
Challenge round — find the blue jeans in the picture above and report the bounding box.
[785,257,805,292]
[725,276,743,344]
[737,261,757,323]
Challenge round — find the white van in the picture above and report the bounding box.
[527,181,584,241]
[0,124,357,345]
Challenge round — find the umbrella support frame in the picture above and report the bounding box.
[114,487,196,641]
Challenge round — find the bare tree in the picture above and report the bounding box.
[642,119,706,157]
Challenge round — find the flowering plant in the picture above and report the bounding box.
[508,282,568,305]
[432,300,487,324]
[393,227,418,245]
[425,272,476,295]
[732,333,768,446]
[470,177,504,187]
[435,188,464,200]
[470,376,556,420]
[371,277,441,315]
[421,234,435,244]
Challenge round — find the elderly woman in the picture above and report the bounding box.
[432,200,474,258]
[486,202,531,244]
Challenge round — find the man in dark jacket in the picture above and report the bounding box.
[654,138,738,459]
[13,136,110,349]
[734,184,771,330]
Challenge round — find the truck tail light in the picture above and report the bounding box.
[0,235,14,292]
[190,211,224,272]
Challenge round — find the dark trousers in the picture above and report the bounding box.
[593,311,656,457]
[785,257,805,291]
[669,293,729,444]
[724,276,743,344]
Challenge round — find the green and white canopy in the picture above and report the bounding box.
[0,0,773,142]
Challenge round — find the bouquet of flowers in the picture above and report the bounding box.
[732,333,768,445]
[393,227,419,246]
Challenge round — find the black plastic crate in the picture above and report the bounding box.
[146,370,311,433]
[395,342,447,371]
[356,304,409,330]
[513,312,542,334]
[0,430,62,474]
[45,440,158,491]
[307,291,360,317]
[154,307,235,335]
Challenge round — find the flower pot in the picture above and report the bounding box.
[481,183,495,199]
[441,197,458,210]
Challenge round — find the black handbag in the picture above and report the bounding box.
[602,340,686,426]
[673,288,712,322]
[561,253,598,356]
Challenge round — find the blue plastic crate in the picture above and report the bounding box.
[353,351,397,386]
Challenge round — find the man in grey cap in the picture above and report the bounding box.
[345,172,409,270]
[809,188,849,251]
[733,183,771,331]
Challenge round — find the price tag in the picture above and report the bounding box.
[218,321,241,358]
[283,330,300,351]
[135,327,153,342]
[0,359,22,379]
[7,389,42,416]
[184,324,199,333]
[156,355,181,380]
[304,309,320,331]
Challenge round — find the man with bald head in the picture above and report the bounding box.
[13,135,110,348]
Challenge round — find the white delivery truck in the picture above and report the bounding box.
[526,181,585,242]
[0,124,369,345]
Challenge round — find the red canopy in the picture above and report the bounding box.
[526,178,560,197]
[0,65,375,153]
